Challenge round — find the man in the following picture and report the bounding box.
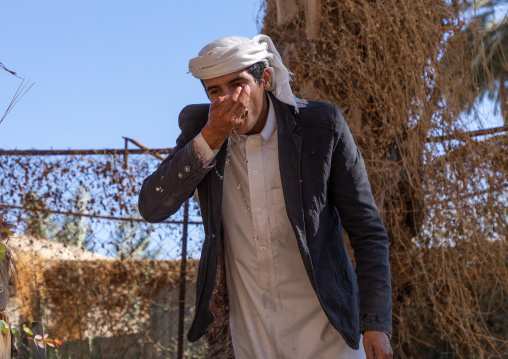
[139,35,393,358]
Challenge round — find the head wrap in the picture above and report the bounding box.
[188,34,306,112]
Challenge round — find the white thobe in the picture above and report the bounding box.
[195,97,366,359]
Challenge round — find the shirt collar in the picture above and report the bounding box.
[259,94,276,141]
[239,94,276,142]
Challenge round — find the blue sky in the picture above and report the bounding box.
[1,1,505,151]
[0,0,263,150]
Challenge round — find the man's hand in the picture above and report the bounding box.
[201,85,250,149]
[363,331,393,359]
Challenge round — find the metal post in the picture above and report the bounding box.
[123,138,129,169]
[177,200,189,359]
[32,321,46,359]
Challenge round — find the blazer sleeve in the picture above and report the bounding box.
[138,105,213,223]
[329,105,393,334]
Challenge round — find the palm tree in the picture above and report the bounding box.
[55,185,93,248]
[467,0,508,124]
[111,204,156,260]
[22,191,59,240]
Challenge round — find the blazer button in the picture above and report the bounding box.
[177,172,183,179]
[184,166,191,172]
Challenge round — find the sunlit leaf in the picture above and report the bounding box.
[10,326,21,337]
[37,341,45,348]
[34,334,42,340]
[0,242,5,253]
[0,228,12,237]
[23,324,33,336]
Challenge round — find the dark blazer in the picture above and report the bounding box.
[138,93,392,350]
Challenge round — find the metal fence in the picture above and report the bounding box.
[1,144,206,358]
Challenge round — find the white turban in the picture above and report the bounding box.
[188,34,306,112]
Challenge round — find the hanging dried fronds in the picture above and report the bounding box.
[257,0,508,357]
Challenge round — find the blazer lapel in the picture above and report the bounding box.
[270,93,307,248]
[208,141,228,233]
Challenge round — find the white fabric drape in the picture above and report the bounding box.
[188,35,306,112]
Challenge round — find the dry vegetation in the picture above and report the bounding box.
[1,0,506,358]
[13,246,201,357]
[259,0,507,357]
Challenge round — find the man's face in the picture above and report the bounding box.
[203,68,271,135]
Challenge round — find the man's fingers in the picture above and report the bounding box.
[363,336,374,359]
[209,96,226,111]
[226,86,250,118]
[238,85,251,104]
[207,86,250,137]
[230,85,242,102]
[374,343,393,359]
[211,86,245,116]
[238,85,251,112]
[222,86,243,115]
[374,335,393,359]
[363,331,393,359]
[365,347,375,359]
[232,118,244,130]
[234,107,248,121]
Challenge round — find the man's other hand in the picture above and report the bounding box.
[363,331,393,359]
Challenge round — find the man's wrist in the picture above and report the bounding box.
[193,133,219,168]
[201,125,228,150]
[362,330,392,340]
[382,331,392,340]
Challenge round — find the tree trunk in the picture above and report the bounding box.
[0,258,11,359]
[499,75,508,125]
[275,0,299,26]
[0,313,11,359]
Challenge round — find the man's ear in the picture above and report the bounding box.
[262,68,272,90]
